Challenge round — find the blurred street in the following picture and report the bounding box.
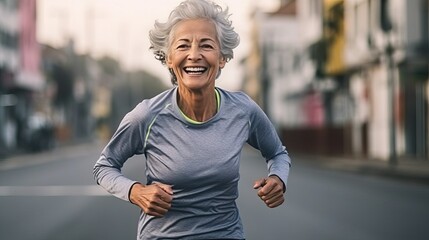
[1,142,428,240]
[1,0,428,239]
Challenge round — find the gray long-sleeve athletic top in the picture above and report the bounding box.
[93,87,291,240]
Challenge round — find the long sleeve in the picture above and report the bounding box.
[93,106,146,201]
[246,98,291,187]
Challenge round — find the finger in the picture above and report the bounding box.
[154,182,173,195]
[258,181,276,197]
[156,191,173,204]
[152,183,173,204]
[258,177,284,197]
[266,196,285,208]
[136,186,172,207]
[152,198,172,211]
[152,196,172,209]
[253,178,266,189]
[151,188,173,205]
[268,175,286,192]
[263,193,284,206]
[259,184,283,200]
[137,195,171,216]
[137,184,172,204]
[143,202,170,217]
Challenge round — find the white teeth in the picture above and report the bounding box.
[184,67,206,72]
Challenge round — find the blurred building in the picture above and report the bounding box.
[41,39,101,144]
[244,0,317,127]
[0,0,45,155]
[344,0,428,160]
[243,0,429,161]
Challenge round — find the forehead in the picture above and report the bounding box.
[171,19,218,41]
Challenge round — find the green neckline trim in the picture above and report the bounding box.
[179,89,220,124]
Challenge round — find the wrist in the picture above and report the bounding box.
[128,182,143,203]
[269,175,286,192]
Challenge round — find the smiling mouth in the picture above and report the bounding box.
[183,67,208,75]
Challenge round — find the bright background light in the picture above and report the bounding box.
[37,0,281,90]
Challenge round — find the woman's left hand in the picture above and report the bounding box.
[253,176,285,208]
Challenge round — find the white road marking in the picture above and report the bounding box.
[0,185,110,196]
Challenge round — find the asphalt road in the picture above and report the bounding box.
[1,142,428,240]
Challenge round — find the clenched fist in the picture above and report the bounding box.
[129,182,173,217]
[253,176,285,208]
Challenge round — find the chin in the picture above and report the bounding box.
[181,78,212,89]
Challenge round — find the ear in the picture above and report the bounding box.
[219,56,226,69]
[166,55,173,68]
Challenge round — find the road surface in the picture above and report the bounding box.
[1,142,428,240]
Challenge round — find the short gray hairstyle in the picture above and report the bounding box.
[149,0,240,84]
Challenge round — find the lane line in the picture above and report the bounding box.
[0,185,110,196]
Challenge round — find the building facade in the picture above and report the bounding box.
[344,0,429,160]
[243,0,428,161]
[0,0,45,155]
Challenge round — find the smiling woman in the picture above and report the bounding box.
[166,18,228,122]
[93,0,291,239]
[167,19,226,90]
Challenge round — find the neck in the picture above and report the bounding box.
[177,87,217,122]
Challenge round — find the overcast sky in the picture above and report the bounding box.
[37,0,280,90]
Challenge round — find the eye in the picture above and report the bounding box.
[201,44,214,49]
[176,44,189,50]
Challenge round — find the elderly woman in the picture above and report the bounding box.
[93,0,291,239]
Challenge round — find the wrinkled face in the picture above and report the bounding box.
[167,19,226,91]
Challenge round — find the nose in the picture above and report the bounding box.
[187,44,202,61]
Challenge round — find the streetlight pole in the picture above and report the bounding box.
[386,40,397,166]
[380,0,397,166]
[261,42,271,117]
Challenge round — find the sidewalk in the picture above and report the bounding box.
[296,154,429,185]
[0,139,102,171]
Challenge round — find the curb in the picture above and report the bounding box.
[295,154,429,185]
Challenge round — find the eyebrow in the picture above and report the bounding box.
[176,38,216,43]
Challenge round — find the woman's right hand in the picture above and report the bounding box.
[129,182,173,217]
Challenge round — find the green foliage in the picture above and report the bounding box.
[98,56,122,76]
[109,69,168,130]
